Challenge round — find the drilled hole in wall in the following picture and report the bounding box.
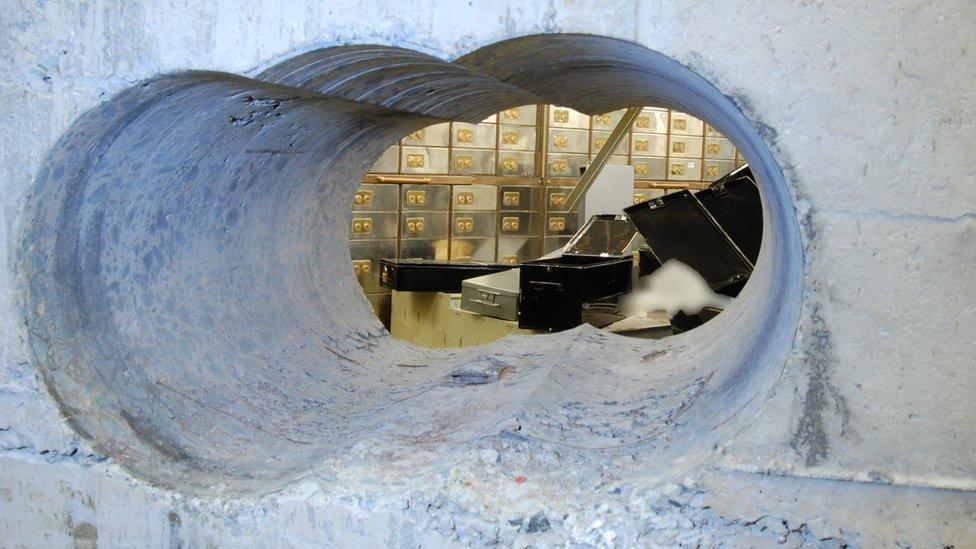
[18,34,801,495]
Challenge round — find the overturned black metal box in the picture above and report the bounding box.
[378,258,512,293]
[518,214,637,332]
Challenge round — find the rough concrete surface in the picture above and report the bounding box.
[16,33,802,498]
[1,0,974,546]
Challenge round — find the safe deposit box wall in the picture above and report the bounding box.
[351,104,746,326]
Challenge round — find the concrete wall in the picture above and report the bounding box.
[1,0,973,545]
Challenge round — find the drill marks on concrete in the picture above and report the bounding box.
[790,299,853,467]
[20,34,802,494]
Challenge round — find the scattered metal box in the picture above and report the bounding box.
[624,186,753,296]
[517,214,637,332]
[460,268,520,321]
[378,258,511,293]
[637,245,662,278]
[694,166,762,264]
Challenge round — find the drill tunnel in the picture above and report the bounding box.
[18,34,802,494]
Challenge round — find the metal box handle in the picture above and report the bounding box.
[470,298,501,308]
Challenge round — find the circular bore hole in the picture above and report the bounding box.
[349,104,762,347]
[19,34,801,494]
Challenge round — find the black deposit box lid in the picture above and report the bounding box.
[624,191,753,292]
